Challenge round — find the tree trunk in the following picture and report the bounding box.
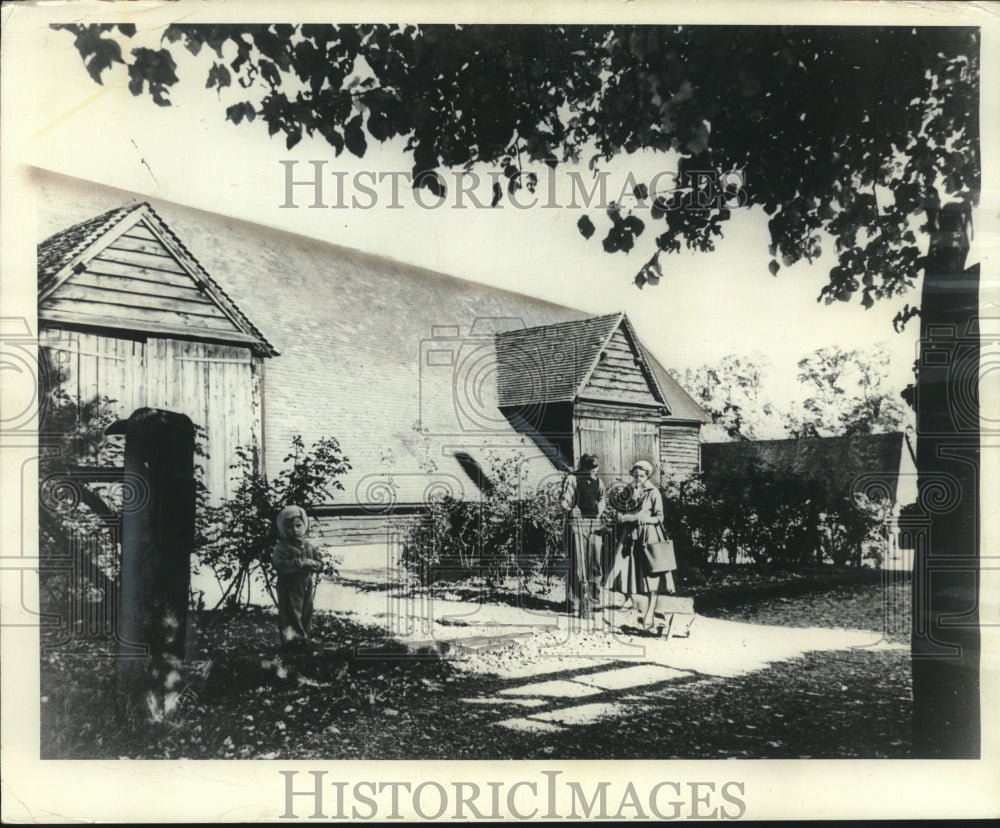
[911,203,980,758]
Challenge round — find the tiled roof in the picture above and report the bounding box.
[640,347,714,423]
[701,432,910,502]
[495,312,624,406]
[494,311,708,421]
[37,202,276,356]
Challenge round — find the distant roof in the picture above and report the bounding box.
[701,432,913,502]
[38,202,276,356]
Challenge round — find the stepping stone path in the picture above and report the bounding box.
[486,663,695,732]
[315,566,907,738]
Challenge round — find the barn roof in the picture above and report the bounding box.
[495,311,711,421]
[35,171,708,510]
[38,202,276,357]
[495,312,665,406]
[37,204,137,296]
[701,432,914,503]
[641,351,714,423]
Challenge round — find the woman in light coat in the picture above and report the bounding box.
[605,460,676,630]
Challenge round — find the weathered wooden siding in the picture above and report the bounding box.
[39,218,253,344]
[312,514,424,547]
[41,327,261,500]
[580,327,660,407]
[659,423,701,481]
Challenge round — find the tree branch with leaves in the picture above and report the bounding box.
[55,23,978,323]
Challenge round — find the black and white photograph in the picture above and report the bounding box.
[1,0,997,822]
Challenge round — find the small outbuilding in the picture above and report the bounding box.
[495,312,711,483]
[37,201,276,499]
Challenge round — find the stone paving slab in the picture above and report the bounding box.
[460,697,547,708]
[572,664,692,690]
[492,718,566,733]
[500,679,602,698]
[529,702,622,726]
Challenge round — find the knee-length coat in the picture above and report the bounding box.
[606,481,673,596]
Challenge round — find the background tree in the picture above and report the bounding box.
[785,344,913,437]
[55,24,979,317]
[673,354,787,441]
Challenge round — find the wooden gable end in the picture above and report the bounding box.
[579,325,661,407]
[40,215,260,348]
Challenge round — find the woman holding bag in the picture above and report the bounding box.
[613,459,677,631]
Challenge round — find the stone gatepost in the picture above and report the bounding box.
[110,408,196,721]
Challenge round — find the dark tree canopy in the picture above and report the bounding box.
[56,23,979,317]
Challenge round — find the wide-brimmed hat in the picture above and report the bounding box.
[578,453,600,471]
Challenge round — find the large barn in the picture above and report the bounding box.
[35,171,710,550]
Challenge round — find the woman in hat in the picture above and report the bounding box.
[606,459,676,631]
[560,453,606,619]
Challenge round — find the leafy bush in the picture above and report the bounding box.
[197,435,351,608]
[39,390,221,621]
[660,463,888,570]
[37,390,127,634]
[400,452,564,591]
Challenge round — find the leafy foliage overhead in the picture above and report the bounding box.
[56,23,979,311]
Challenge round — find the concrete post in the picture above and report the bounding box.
[110,408,196,721]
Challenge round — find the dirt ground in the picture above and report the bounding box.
[40,572,913,760]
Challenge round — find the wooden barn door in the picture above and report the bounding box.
[621,421,659,479]
[577,416,617,484]
[149,338,258,501]
[577,415,660,486]
[43,331,259,501]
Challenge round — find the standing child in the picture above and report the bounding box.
[272,505,324,647]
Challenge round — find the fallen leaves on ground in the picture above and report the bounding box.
[40,571,912,760]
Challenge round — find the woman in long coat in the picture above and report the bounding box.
[604,460,676,629]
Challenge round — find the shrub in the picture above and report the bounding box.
[400,452,563,591]
[197,435,351,608]
[660,462,888,570]
[38,390,127,635]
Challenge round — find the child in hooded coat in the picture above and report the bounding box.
[272,505,324,647]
